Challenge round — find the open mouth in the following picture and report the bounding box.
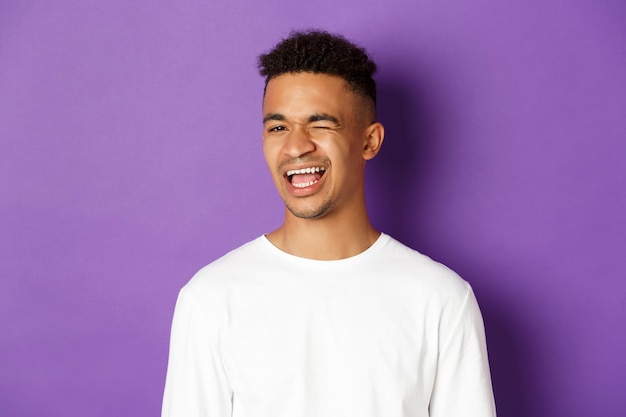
[286,167,326,188]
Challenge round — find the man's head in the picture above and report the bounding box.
[259,31,384,221]
[258,30,378,120]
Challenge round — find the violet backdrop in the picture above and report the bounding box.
[1,1,624,416]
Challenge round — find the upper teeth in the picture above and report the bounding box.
[286,167,326,176]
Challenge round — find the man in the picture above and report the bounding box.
[162,30,496,417]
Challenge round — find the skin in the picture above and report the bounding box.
[262,72,385,260]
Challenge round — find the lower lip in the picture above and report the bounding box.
[285,173,326,197]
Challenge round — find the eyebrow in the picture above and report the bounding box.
[308,113,339,124]
[262,113,340,124]
[263,113,285,123]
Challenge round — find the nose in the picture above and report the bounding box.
[281,126,315,158]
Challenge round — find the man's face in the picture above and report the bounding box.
[262,72,373,220]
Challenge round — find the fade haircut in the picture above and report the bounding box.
[258,30,378,107]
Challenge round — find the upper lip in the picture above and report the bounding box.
[279,157,330,177]
[285,166,326,177]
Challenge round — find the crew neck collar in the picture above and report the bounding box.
[258,232,390,266]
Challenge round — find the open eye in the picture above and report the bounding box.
[268,125,287,132]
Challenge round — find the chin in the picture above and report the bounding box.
[286,199,334,220]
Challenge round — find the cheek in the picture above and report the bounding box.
[262,141,284,186]
[322,140,361,166]
[262,140,277,166]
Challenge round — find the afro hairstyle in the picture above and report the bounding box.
[258,30,378,105]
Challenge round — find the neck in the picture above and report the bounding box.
[266,205,380,260]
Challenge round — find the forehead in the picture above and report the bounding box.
[262,72,356,117]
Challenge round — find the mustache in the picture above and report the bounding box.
[278,156,331,172]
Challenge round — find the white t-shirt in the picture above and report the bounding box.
[162,234,496,417]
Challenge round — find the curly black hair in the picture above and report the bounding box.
[258,30,378,105]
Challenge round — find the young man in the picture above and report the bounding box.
[162,31,496,417]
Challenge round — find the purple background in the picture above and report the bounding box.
[1,1,625,416]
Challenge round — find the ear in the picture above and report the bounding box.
[362,122,385,160]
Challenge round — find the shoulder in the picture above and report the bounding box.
[379,235,485,339]
[181,236,267,299]
[375,234,470,300]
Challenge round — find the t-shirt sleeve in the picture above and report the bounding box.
[429,284,497,417]
[161,286,233,417]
